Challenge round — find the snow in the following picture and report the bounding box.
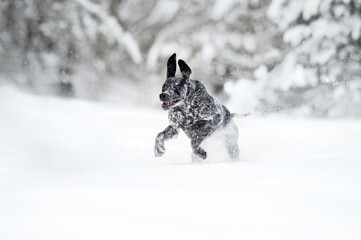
[350,14,361,40]
[302,0,322,21]
[212,0,236,20]
[268,53,318,91]
[146,0,179,24]
[224,79,260,112]
[1,86,361,240]
[146,18,201,70]
[283,25,311,47]
[268,0,302,31]
[76,0,142,64]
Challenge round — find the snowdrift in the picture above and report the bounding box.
[1,86,361,240]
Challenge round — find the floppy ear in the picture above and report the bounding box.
[178,59,192,79]
[167,53,176,78]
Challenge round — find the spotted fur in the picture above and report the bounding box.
[154,53,239,161]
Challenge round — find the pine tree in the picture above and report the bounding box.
[264,0,361,117]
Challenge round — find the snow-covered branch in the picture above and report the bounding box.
[76,0,142,64]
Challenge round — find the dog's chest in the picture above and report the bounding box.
[168,106,196,128]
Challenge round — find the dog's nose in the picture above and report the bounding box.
[159,93,169,101]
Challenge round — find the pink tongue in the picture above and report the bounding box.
[163,101,172,106]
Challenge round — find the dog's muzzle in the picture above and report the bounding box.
[160,93,179,110]
[161,100,180,110]
[159,93,169,101]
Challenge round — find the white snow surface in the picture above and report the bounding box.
[1,86,361,240]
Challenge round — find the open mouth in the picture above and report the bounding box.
[162,100,180,110]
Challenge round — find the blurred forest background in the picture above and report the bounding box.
[0,0,360,117]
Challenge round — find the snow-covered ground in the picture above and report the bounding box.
[1,86,361,240]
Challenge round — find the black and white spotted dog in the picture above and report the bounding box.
[154,53,239,162]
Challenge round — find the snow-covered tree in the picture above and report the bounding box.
[5,0,359,117]
[0,0,143,98]
[145,0,279,97]
[0,0,279,103]
[263,0,361,117]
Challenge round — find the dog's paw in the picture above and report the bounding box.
[154,145,165,157]
[194,148,207,160]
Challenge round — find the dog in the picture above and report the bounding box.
[154,53,240,162]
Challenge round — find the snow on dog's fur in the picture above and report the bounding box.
[154,53,239,162]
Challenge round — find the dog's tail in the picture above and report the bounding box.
[231,112,251,118]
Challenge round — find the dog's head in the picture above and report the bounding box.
[159,53,192,110]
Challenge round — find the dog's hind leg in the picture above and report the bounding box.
[154,125,179,157]
[188,115,223,161]
[223,120,240,161]
[190,139,208,161]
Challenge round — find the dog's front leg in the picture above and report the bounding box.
[191,138,207,160]
[154,125,179,157]
[190,114,222,160]
[189,122,213,160]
